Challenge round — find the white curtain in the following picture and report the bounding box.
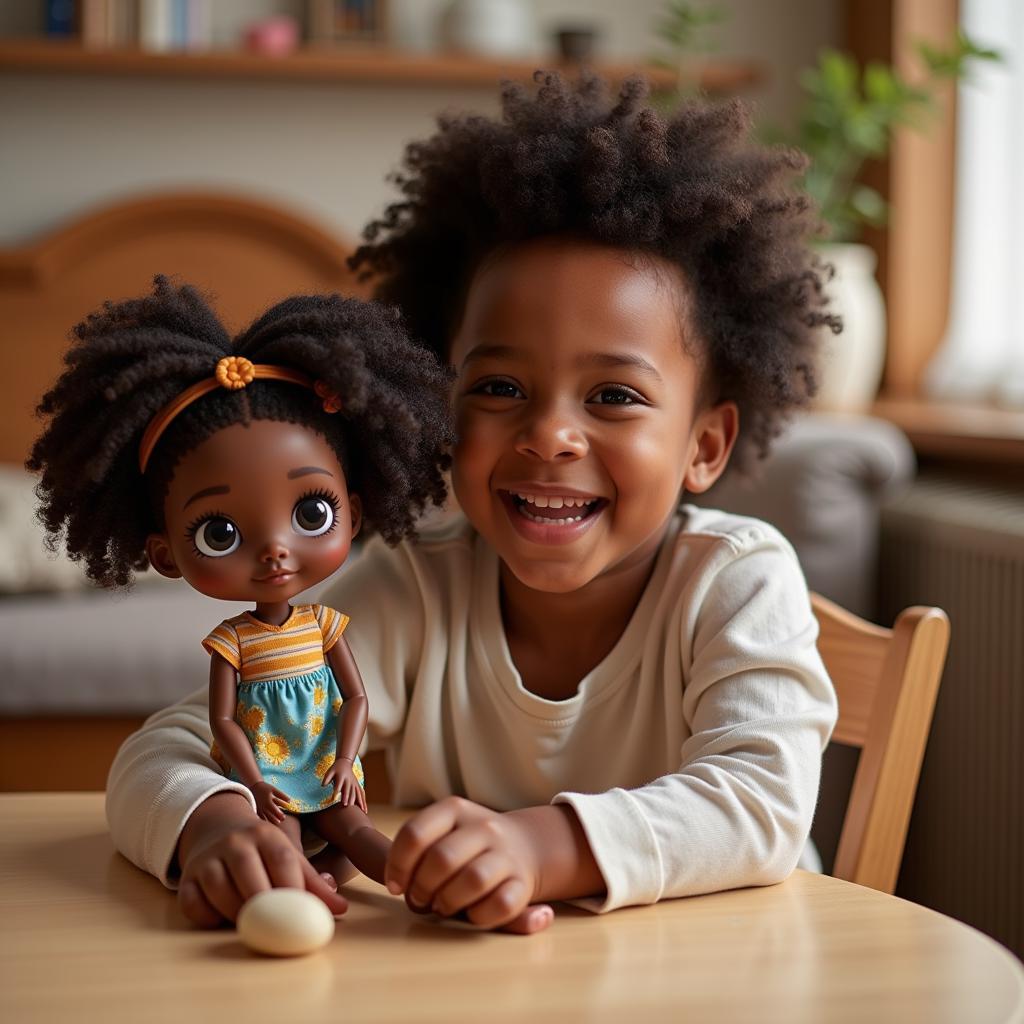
[925,0,1024,407]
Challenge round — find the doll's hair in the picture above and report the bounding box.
[27,276,454,588]
[352,72,840,471]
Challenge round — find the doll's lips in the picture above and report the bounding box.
[253,570,297,585]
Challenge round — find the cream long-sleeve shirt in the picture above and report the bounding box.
[106,505,837,912]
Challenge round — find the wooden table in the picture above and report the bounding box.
[2,795,1021,1023]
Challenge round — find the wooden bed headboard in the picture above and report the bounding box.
[0,192,365,465]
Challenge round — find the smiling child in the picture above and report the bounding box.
[103,74,839,934]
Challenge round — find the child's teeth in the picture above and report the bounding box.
[516,493,595,509]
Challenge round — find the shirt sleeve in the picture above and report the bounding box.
[553,526,838,912]
[201,621,240,670]
[314,604,350,653]
[104,686,256,888]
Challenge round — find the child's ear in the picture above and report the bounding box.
[348,494,363,539]
[145,534,183,579]
[683,401,739,494]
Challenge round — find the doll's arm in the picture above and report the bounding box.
[324,637,369,810]
[325,636,369,767]
[208,653,291,823]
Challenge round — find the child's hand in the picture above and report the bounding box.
[385,797,554,934]
[249,780,292,824]
[322,757,367,812]
[176,792,349,927]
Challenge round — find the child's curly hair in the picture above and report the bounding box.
[352,72,840,471]
[27,276,454,588]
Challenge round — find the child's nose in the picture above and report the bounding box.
[514,406,587,462]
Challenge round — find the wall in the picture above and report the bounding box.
[0,1,840,247]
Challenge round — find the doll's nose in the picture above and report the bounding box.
[259,537,290,563]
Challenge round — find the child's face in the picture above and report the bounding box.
[449,238,736,595]
[146,418,361,603]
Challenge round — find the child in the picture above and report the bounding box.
[104,74,839,934]
[29,281,453,891]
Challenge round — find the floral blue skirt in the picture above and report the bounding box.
[210,663,365,814]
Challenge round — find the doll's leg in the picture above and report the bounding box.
[307,804,390,885]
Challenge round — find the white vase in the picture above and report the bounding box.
[440,0,536,58]
[813,242,887,411]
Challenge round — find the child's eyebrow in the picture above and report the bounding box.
[183,485,230,510]
[576,352,663,380]
[460,343,518,367]
[461,345,662,381]
[287,466,334,480]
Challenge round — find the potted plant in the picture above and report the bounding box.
[793,34,1000,409]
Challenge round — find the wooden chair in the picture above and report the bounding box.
[812,592,950,894]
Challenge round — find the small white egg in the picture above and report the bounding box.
[237,888,336,957]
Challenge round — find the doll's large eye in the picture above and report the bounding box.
[193,517,241,557]
[292,494,336,537]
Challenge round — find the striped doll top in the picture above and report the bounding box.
[201,604,349,683]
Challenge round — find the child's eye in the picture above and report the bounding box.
[190,516,242,558]
[589,385,642,405]
[472,379,523,399]
[292,492,339,537]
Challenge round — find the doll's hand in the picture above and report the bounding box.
[322,757,367,812]
[385,797,554,934]
[249,780,292,824]
[176,792,348,927]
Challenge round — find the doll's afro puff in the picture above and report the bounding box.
[27,276,454,588]
[352,71,841,471]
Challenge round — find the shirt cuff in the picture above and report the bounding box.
[143,770,255,889]
[552,788,666,913]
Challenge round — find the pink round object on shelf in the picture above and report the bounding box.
[242,16,299,57]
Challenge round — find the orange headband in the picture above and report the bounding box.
[138,355,342,474]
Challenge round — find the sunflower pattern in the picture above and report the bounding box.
[207,659,366,813]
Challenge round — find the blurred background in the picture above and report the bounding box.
[0,0,1021,958]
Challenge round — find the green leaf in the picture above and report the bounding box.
[819,50,857,101]
[849,184,888,226]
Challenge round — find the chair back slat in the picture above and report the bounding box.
[811,593,949,894]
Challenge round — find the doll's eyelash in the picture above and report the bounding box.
[185,510,231,558]
[297,489,342,534]
[184,510,227,541]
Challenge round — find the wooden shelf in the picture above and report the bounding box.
[0,39,761,92]
[872,396,1024,464]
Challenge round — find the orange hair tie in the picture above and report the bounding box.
[138,357,342,473]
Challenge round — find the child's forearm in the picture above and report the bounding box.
[209,718,264,789]
[505,805,605,903]
[175,790,256,875]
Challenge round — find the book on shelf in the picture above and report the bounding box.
[307,0,389,46]
[45,0,76,37]
[72,0,212,52]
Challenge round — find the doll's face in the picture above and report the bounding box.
[448,237,737,595]
[146,419,361,603]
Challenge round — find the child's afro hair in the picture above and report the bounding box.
[27,276,454,588]
[351,71,840,471]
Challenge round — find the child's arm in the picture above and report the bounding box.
[208,652,291,824]
[323,636,369,812]
[385,798,601,931]
[386,529,836,927]
[106,686,349,925]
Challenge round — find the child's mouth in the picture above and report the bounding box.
[499,490,605,544]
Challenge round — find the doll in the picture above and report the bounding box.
[28,276,453,884]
